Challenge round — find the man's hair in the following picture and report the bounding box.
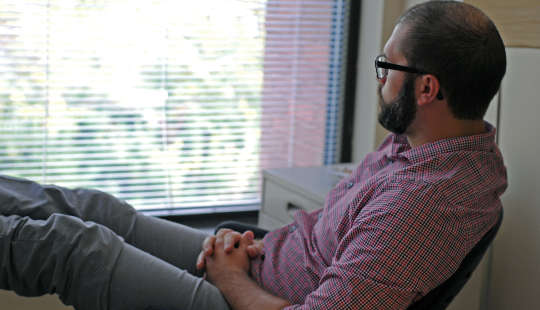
[398,1,506,120]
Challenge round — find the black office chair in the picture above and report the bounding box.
[214,209,503,310]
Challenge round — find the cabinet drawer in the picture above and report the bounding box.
[257,212,287,231]
[261,178,324,225]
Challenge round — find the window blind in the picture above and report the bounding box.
[0,0,350,214]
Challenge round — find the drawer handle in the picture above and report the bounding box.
[287,203,303,219]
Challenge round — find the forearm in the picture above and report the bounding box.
[214,270,290,310]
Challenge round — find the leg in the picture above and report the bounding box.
[110,243,230,310]
[0,213,123,309]
[0,175,207,274]
[0,214,230,310]
[130,214,209,276]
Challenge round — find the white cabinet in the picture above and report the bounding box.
[258,164,356,230]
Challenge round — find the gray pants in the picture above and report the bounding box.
[0,175,231,310]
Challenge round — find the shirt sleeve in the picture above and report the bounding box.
[283,181,468,310]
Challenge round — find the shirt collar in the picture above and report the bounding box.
[387,122,497,164]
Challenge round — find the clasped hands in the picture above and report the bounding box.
[196,228,264,286]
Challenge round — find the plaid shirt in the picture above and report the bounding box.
[250,122,507,309]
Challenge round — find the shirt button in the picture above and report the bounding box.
[318,212,323,219]
[347,182,354,189]
[289,225,296,233]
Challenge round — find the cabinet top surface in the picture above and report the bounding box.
[263,164,357,203]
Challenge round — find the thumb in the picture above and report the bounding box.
[246,241,264,258]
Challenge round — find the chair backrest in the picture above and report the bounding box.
[407,209,504,310]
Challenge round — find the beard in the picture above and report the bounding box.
[377,75,417,135]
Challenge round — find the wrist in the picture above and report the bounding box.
[213,268,248,289]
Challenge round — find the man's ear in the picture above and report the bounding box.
[416,74,442,106]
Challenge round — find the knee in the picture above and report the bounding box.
[14,214,124,258]
[73,188,138,219]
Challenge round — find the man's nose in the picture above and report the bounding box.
[378,76,387,85]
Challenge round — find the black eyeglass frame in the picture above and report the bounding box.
[375,54,444,100]
[375,55,425,79]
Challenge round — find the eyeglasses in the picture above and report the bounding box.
[374,54,426,80]
[374,54,444,100]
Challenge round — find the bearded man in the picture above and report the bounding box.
[0,1,507,309]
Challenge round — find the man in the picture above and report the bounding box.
[0,1,507,309]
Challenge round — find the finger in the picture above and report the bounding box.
[216,228,233,238]
[196,251,205,270]
[238,231,255,249]
[246,245,261,258]
[242,230,255,243]
[224,232,242,253]
[202,236,216,256]
[246,240,264,258]
[214,229,230,251]
[246,245,257,258]
[215,232,225,248]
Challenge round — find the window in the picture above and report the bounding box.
[0,0,352,215]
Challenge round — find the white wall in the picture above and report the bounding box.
[486,47,540,310]
[351,0,386,162]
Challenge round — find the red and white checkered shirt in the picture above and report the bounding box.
[249,122,507,309]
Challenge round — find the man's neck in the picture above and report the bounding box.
[406,119,486,148]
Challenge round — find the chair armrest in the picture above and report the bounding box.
[214,221,269,239]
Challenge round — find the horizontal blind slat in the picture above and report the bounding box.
[0,0,347,212]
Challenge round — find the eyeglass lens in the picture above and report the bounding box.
[376,56,387,79]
